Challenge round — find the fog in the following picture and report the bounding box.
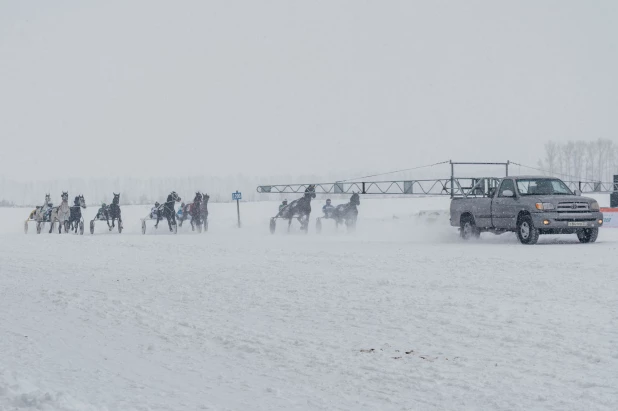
[1,1,617,203]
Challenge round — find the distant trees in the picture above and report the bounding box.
[538,139,618,182]
[0,172,350,206]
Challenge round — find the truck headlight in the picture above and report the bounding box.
[535,203,555,211]
[590,201,600,211]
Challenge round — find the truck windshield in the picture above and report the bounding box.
[516,179,573,196]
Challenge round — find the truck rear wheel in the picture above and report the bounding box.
[517,215,539,245]
[577,228,598,243]
[460,216,480,240]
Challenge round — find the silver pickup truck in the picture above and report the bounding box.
[450,176,604,244]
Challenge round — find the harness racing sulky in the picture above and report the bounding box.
[24,193,53,234]
[315,192,360,234]
[141,191,182,234]
[90,193,123,234]
[269,185,316,234]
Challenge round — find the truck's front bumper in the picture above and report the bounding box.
[532,211,604,232]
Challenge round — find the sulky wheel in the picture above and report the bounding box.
[24,221,29,234]
[172,223,178,234]
[270,218,276,234]
[79,221,84,235]
[203,219,208,233]
[64,221,70,234]
[118,222,123,234]
[141,221,146,235]
[316,218,322,234]
[197,223,203,233]
[90,221,95,235]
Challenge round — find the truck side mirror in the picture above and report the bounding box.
[502,190,515,197]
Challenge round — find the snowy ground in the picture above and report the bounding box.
[1,198,617,410]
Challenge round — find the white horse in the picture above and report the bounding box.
[49,192,71,234]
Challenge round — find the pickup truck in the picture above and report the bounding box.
[450,176,604,244]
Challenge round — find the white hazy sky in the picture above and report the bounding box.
[1,0,617,182]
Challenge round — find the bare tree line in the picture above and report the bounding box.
[538,139,618,182]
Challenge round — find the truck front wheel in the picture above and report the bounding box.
[460,216,480,240]
[517,215,539,245]
[577,228,598,243]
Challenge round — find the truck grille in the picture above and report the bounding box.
[557,202,589,212]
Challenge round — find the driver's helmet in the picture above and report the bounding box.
[326,199,332,205]
[155,202,160,207]
[101,203,106,208]
[181,202,185,207]
[282,200,288,205]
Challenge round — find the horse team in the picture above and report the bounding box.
[25,190,209,235]
[25,186,360,235]
[269,186,360,234]
[144,191,209,234]
[25,192,87,234]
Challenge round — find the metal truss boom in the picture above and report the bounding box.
[257,161,617,197]
[257,178,617,196]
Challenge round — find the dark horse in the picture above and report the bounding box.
[317,192,360,233]
[271,185,316,233]
[68,195,87,234]
[155,191,182,232]
[188,192,209,232]
[106,193,123,232]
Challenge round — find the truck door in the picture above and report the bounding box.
[492,179,519,229]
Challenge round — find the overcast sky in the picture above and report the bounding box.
[1,0,617,182]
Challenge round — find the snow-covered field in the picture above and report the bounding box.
[1,198,617,411]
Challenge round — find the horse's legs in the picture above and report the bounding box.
[154,212,161,228]
[167,215,174,232]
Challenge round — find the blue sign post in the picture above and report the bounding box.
[233,191,242,228]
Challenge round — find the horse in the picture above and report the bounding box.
[318,192,360,233]
[68,195,87,233]
[49,192,71,233]
[187,192,210,232]
[155,191,181,232]
[33,193,52,222]
[272,185,316,233]
[106,193,122,232]
[184,192,203,231]
[199,192,209,231]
